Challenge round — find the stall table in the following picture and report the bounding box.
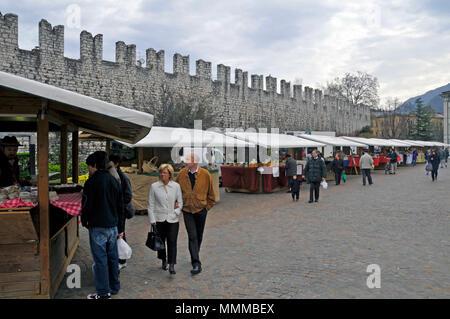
[221,165,291,193]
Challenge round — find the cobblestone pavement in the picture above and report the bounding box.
[56,165,450,299]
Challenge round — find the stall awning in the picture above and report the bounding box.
[341,136,403,147]
[0,71,153,143]
[118,126,255,148]
[226,131,326,148]
[298,134,369,147]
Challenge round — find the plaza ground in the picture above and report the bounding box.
[56,164,450,298]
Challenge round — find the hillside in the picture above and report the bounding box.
[397,83,450,114]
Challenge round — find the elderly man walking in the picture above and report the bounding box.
[360,149,374,186]
[176,152,216,275]
[304,150,326,203]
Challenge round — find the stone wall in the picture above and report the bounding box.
[0,12,370,134]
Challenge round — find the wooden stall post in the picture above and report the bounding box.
[72,131,79,184]
[60,125,68,184]
[105,139,110,155]
[37,102,50,297]
[138,147,144,173]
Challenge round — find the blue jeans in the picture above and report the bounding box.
[88,227,120,296]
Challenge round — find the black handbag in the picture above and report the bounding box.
[145,225,165,251]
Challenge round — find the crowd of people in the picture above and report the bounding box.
[80,151,215,299]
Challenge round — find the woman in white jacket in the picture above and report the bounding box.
[148,164,183,275]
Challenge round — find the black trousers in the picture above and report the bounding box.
[362,169,373,185]
[156,221,179,264]
[291,191,299,200]
[334,171,342,185]
[432,169,438,180]
[309,181,320,201]
[183,209,208,267]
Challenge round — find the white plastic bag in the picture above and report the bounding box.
[117,238,132,260]
[321,180,328,189]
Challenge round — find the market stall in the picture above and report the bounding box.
[116,126,255,203]
[298,134,368,178]
[222,132,325,193]
[0,71,153,298]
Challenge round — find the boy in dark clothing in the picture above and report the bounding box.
[289,175,301,201]
[82,151,125,299]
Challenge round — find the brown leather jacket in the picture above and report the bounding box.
[175,167,216,213]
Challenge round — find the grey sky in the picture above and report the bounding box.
[2,0,449,105]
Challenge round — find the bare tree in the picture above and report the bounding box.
[373,97,409,138]
[148,83,217,129]
[326,71,380,108]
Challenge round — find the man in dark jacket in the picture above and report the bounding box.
[109,154,135,270]
[425,149,432,175]
[430,150,440,182]
[0,136,24,187]
[82,151,124,299]
[304,150,327,203]
[330,153,344,185]
[387,148,398,174]
[285,154,297,192]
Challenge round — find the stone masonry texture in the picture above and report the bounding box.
[0,12,370,133]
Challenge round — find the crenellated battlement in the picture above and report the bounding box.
[0,12,370,133]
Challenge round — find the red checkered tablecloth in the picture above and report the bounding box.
[0,198,37,208]
[50,192,82,216]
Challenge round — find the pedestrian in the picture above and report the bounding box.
[81,151,124,299]
[147,164,183,275]
[360,149,374,186]
[330,153,344,185]
[176,152,216,275]
[445,148,449,168]
[412,149,418,167]
[425,149,432,175]
[439,147,446,168]
[0,136,30,187]
[289,174,301,201]
[304,150,326,203]
[387,148,398,174]
[109,154,135,270]
[430,150,440,181]
[285,153,297,192]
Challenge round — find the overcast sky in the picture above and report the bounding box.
[2,0,449,105]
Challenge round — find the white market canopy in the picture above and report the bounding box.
[0,70,153,143]
[395,139,449,147]
[226,131,326,148]
[119,126,255,148]
[341,136,409,147]
[298,134,369,147]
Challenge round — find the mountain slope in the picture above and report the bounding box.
[398,83,450,114]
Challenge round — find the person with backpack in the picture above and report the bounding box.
[82,151,124,299]
[109,154,135,270]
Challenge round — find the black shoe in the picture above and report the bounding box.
[308,200,313,203]
[169,264,176,275]
[162,260,168,271]
[191,265,202,275]
[296,198,299,201]
[314,199,318,202]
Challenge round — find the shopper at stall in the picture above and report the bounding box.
[285,154,297,192]
[439,147,447,168]
[148,164,183,275]
[330,153,344,185]
[445,148,449,167]
[304,150,326,203]
[430,150,440,181]
[109,154,135,271]
[360,149,374,186]
[289,174,301,202]
[0,136,29,187]
[412,149,418,167]
[387,148,398,174]
[176,152,216,275]
[82,151,125,299]
[425,149,432,175]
